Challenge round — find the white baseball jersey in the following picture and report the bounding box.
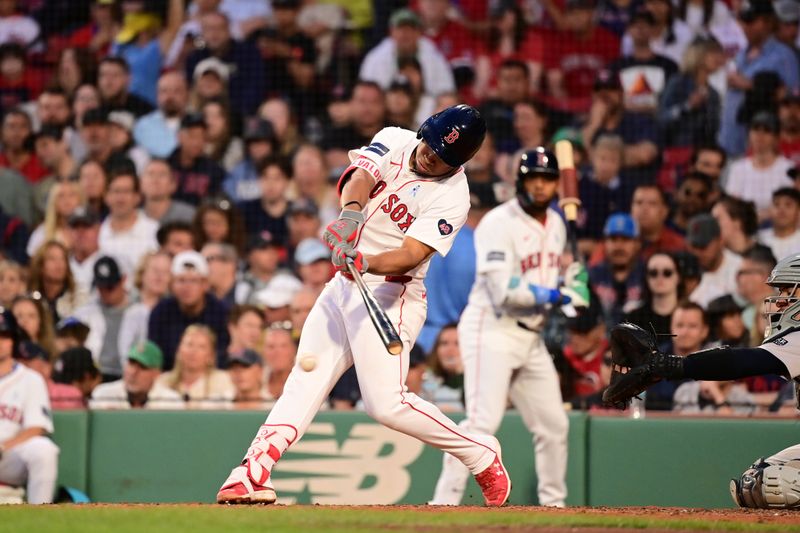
[344,127,470,284]
[467,199,567,329]
[0,363,53,441]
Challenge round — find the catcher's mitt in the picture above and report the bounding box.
[601,322,664,409]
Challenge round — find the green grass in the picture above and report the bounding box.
[0,505,795,533]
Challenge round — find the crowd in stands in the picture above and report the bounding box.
[0,0,799,416]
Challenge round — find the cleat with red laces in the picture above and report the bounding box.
[216,462,277,505]
[474,439,511,507]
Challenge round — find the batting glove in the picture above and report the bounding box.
[323,209,364,250]
[332,243,368,274]
[528,284,565,305]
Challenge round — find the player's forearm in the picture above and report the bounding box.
[366,248,427,275]
[1,427,46,452]
[339,168,375,210]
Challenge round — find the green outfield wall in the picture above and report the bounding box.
[50,411,799,507]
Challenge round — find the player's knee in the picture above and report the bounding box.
[364,400,403,429]
[19,437,60,468]
[730,458,800,509]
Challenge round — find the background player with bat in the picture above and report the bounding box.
[431,146,589,507]
[216,105,512,507]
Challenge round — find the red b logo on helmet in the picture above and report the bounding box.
[444,128,459,144]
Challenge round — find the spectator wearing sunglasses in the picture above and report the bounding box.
[671,172,713,235]
[624,251,684,336]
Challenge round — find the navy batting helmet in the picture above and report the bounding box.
[417,104,486,168]
[517,147,559,209]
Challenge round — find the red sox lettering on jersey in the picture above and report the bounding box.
[340,127,470,282]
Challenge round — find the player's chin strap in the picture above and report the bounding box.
[730,458,800,509]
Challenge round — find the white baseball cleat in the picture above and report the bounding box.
[216,460,277,505]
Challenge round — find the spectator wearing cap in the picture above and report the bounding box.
[133,72,189,159]
[544,0,621,114]
[588,213,645,329]
[156,220,195,257]
[779,88,800,164]
[110,0,184,106]
[720,0,800,157]
[148,251,230,370]
[359,8,455,99]
[0,2,39,48]
[52,346,102,403]
[226,304,264,358]
[294,238,332,294]
[90,340,184,410]
[165,0,228,69]
[97,57,154,118]
[98,170,159,277]
[239,155,291,243]
[758,187,800,260]
[236,230,301,307]
[620,0,692,66]
[670,171,714,235]
[686,213,743,308]
[724,111,794,220]
[79,107,135,172]
[223,118,279,203]
[185,10,266,115]
[17,340,84,409]
[140,158,196,225]
[74,256,132,382]
[227,349,273,410]
[774,0,800,59]
[658,38,723,149]
[0,109,48,186]
[108,110,150,176]
[320,81,387,171]
[608,9,678,113]
[201,242,238,307]
[189,57,231,109]
[54,316,90,355]
[286,197,322,252]
[66,207,102,296]
[256,280,299,326]
[581,70,660,184]
[26,179,83,259]
[554,297,608,402]
[167,113,225,206]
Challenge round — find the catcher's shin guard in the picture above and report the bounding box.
[730,458,800,509]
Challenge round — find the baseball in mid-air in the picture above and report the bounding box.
[299,354,317,372]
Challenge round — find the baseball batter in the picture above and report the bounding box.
[603,252,800,509]
[432,148,589,507]
[0,311,59,504]
[217,105,511,507]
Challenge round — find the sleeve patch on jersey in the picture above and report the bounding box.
[364,142,390,157]
[437,219,454,236]
[487,251,505,262]
[774,337,789,346]
[42,406,52,420]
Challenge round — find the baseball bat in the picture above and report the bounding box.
[555,140,581,261]
[346,258,403,355]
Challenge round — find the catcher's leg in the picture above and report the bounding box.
[217,285,353,504]
[730,444,800,509]
[430,310,514,505]
[509,337,568,507]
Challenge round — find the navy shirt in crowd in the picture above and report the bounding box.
[148,293,230,370]
[238,200,290,244]
[168,149,225,206]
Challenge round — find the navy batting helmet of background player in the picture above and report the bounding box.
[417,104,487,168]
[516,147,559,210]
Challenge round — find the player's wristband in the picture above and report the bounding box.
[339,209,365,224]
[343,200,363,210]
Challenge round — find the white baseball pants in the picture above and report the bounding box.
[0,436,59,504]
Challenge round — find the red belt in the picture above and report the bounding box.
[342,273,412,283]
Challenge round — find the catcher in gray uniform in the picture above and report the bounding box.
[603,252,800,509]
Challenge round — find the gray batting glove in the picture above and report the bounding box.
[323,209,364,250]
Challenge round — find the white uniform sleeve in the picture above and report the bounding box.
[22,372,54,433]
[405,182,469,257]
[759,330,800,379]
[344,127,410,186]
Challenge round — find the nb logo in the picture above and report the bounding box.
[444,128,459,144]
